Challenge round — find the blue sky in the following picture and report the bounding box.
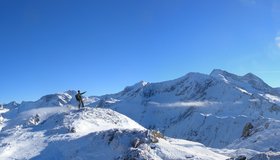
[1,0,280,103]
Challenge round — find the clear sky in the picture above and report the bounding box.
[1,0,280,103]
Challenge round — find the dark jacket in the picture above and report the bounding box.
[76,91,86,101]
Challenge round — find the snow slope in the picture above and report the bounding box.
[0,105,228,160]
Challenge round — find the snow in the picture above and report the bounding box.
[86,69,280,158]
[153,101,219,108]
[0,105,228,159]
[65,108,145,136]
[1,69,280,159]
[261,94,280,104]
[228,118,280,152]
[236,87,252,95]
[156,138,228,160]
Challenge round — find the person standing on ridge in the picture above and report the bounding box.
[75,90,86,109]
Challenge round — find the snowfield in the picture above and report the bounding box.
[0,106,228,160]
[1,69,280,159]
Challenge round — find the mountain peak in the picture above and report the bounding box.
[209,69,272,91]
[210,69,227,75]
[242,72,271,90]
[242,72,262,81]
[210,69,236,77]
[134,80,149,87]
[113,81,150,98]
[209,69,239,83]
[64,90,77,96]
[124,80,149,91]
[4,101,19,108]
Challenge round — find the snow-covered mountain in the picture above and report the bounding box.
[89,69,280,158]
[1,69,280,159]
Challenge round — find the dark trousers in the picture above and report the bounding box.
[78,100,84,109]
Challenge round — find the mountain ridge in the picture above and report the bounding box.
[86,69,280,149]
[1,69,280,159]
[3,69,278,105]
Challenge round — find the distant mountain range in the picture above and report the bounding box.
[1,69,280,159]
